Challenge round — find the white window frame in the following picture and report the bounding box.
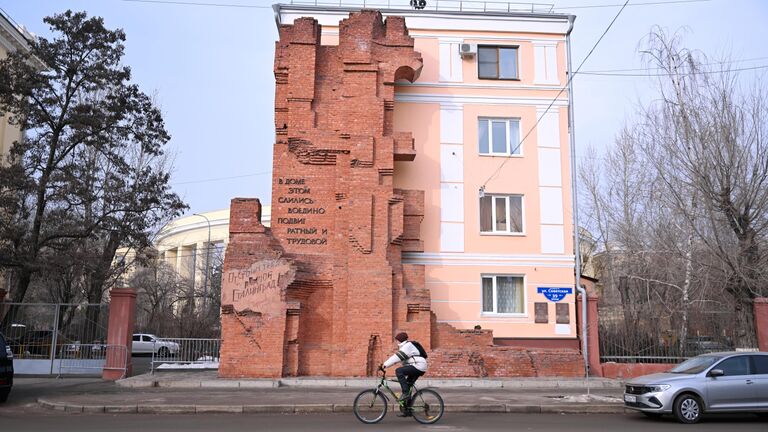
[478,117,522,157]
[480,194,525,235]
[481,274,527,316]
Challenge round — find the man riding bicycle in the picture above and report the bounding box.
[379,332,427,413]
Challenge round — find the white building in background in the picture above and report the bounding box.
[153,207,271,288]
[0,10,33,297]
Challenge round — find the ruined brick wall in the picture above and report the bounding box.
[220,10,584,378]
[220,10,426,378]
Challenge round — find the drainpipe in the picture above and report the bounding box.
[565,15,589,386]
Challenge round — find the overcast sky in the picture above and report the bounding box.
[2,0,767,216]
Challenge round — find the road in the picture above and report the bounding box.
[0,412,766,431]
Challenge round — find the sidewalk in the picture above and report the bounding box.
[35,372,629,415]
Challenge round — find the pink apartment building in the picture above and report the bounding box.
[274,2,579,349]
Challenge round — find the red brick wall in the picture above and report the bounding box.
[219,10,584,378]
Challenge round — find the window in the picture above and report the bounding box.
[478,118,521,156]
[714,356,751,376]
[751,355,768,374]
[478,46,519,80]
[482,275,524,314]
[132,335,141,342]
[480,194,523,234]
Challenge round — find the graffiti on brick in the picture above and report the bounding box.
[222,258,296,314]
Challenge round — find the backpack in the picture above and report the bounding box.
[410,341,428,359]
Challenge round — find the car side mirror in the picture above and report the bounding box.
[708,369,724,377]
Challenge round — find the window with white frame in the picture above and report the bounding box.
[480,194,523,234]
[482,275,525,314]
[478,118,521,156]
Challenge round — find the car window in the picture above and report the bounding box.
[753,355,768,375]
[0,333,6,356]
[715,356,751,376]
[132,335,141,342]
[143,335,154,342]
[670,356,720,374]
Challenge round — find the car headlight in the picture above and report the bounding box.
[647,385,671,393]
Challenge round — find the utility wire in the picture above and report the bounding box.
[116,0,705,11]
[580,55,768,74]
[480,0,631,190]
[551,0,709,10]
[119,0,272,8]
[172,170,272,185]
[578,63,768,76]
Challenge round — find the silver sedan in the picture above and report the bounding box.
[624,351,768,423]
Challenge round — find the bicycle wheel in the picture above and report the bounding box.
[353,389,388,424]
[410,388,444,424]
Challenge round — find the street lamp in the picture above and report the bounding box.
[193,213,212,305]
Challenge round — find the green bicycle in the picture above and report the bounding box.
[353,369,444,424]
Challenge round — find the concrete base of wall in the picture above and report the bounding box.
[493,338,580,350]
[600,362,675,379]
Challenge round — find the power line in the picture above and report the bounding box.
[481,0,631,190]
[578,63,768,76]
[551,0,709,10]
[116,0,706,11]
[172,170,272,186]
[119,0,272,8]
[580,55,768,74]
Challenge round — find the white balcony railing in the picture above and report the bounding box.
[284,0,557,14]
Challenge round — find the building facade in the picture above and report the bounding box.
[0,10,33,296]
[215,4,582,378]
[276,3,578,348]
[153,208,271,289]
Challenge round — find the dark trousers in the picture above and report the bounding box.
[395,365,424,397]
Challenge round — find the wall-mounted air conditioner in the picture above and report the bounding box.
[459,43,477,58]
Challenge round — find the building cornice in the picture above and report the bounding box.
[0,11,31,53]
[403,252,575,268]
[275,4,572,35]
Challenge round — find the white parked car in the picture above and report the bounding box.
[132,334,179,356]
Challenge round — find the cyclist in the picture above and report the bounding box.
[379,332,427,413]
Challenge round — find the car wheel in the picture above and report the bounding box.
[673,394,702,424]
[0,390,9,403]
[158,347,170,357]
[642,412,663,419]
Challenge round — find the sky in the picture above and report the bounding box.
[2,0,767,216]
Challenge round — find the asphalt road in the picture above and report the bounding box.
[0,412,766,431]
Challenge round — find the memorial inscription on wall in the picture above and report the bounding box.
[275,177,329,250]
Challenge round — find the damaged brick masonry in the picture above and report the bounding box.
[219,10,583,378]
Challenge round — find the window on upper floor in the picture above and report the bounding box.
[478,45,519,80]
[482,275,525,314]
[480,194,523,234]
[478,117,521,156]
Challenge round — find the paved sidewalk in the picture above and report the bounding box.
[32,372,628,415]
[117,370,623,389]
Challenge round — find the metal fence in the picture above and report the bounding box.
[150,338,221,374]
[58,344,128,379]
[0,302,109,375]
[598,305,748,363]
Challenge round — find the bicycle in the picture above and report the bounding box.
[353,369,444,425]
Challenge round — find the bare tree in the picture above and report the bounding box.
[636,29,768,348]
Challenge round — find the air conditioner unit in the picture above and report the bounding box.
[459,43,477,58]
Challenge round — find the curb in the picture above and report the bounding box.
[38,398,627,415]
[116,378,623,390]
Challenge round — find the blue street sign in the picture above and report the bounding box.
[537,287,573,302]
